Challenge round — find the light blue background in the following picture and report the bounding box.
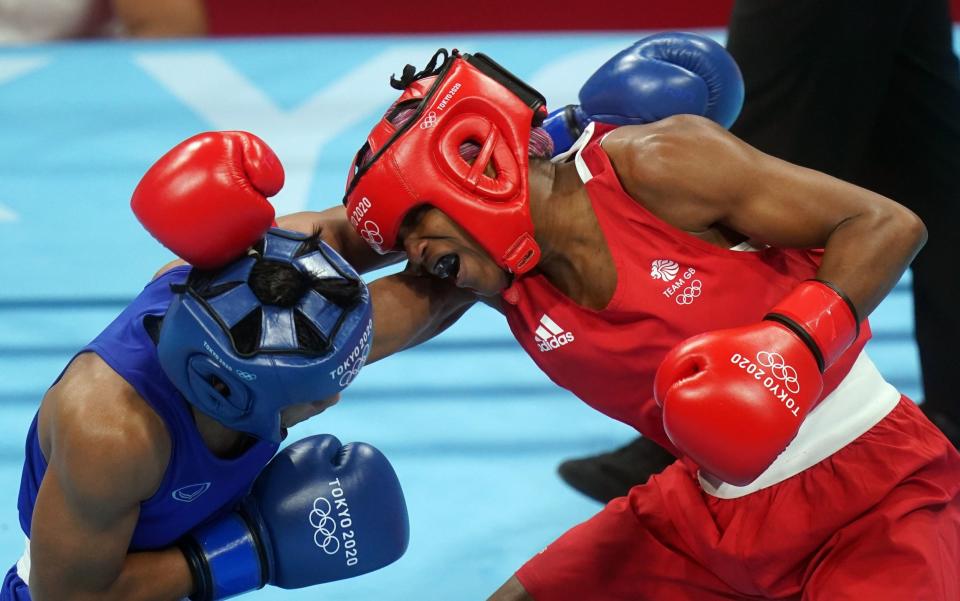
[0,30,924,599]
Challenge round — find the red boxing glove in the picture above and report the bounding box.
[654,280,859,485]
[131,131,283,268]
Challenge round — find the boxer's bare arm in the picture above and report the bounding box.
[277,207,406,274]
[605,115,926,318]
[488,576,534,601]
[280,211,481,361]
[152,258,186,279]
[147,216,473,363]
[151,207,401,279]
[28,354,193,601]
[367,266,478,363]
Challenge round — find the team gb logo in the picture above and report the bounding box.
[650,259,679,281]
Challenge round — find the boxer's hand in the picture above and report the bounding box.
[544,32,744,154]
[131,131,282,268]
[653,280,858,485]
[654,320,823,486]
[180,435,408,600]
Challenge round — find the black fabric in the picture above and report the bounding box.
[557,436,677,503]
[728,0,960,432]
[764,313,827,372]
[143,314,163,345]
[467,52,548,122]
[178,537,213,601]
[389,48,449,90]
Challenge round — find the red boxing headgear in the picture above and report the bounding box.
[343,49,548,275]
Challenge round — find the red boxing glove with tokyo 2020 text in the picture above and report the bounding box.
[654,280,859,486]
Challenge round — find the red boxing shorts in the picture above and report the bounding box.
[516,397,960,600]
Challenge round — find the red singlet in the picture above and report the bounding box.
[504,123,959,601]
[503,123,869,454]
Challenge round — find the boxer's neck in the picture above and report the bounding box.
[191,406,255,459]
[527,159,617,310]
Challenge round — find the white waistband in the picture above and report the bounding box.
[699,350,901,499]
[16,536,29,586]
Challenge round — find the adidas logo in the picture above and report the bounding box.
[534,314,575,352]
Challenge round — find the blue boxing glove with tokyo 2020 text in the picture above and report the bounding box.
[179,434,409,600]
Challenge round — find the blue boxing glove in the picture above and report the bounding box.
[180,435,409,600]
[544,32,745,154]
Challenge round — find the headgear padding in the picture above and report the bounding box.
[344,49,548,275]
[157,228,373,442]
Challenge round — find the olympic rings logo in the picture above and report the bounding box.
[756,351,800,394]
[338,344,369,387]
[235,370,257,381]
[309,496,340,554]
[359,220,384,252]
[675,280,702,305]
[420,111,438,129]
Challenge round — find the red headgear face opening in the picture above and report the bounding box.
[343,49,548,275]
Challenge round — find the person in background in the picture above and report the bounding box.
[0,0,205,43]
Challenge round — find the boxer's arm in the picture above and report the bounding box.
[277,207,405,274]
[147,206,400,279]
[488,576,534,601]
[148,204,380,279]
[148,206,470,362]
[605,115,926,318]
[150,204,388,279]
[152,258,187,279]
[252,214,475,361]
[29,384,192,601]
[366,266,478,363]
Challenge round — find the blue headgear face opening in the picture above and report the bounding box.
[157,228,373,442]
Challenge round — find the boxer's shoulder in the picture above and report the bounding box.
[603,115,727,165]
[39,352,170,498]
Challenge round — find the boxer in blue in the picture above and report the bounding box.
[2,224,409,601]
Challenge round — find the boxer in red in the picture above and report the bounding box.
[137,39,960,600]
[341,47,960,601]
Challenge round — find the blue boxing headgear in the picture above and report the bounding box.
[157,228,373,442]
